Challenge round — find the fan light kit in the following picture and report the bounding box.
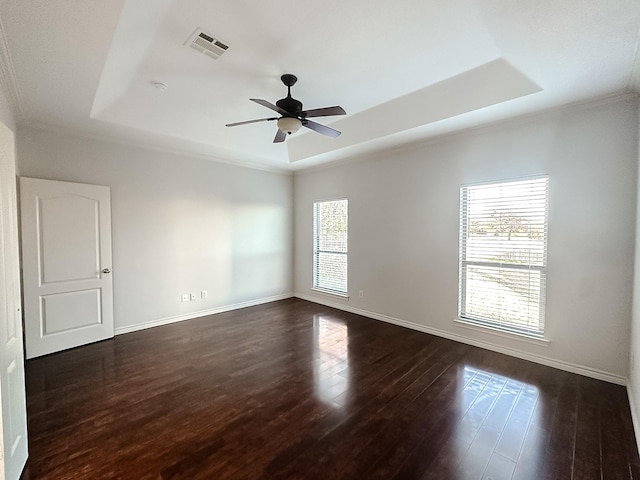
[277,117,302,134]
[226,74,346,143]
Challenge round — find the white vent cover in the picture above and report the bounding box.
[185,28,229,60]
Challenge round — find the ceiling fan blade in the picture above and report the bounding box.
[226,117,277,127]
[301,106,346,118]
[250,98,288,116]
[303,119,341,138]
[273,129,287,143]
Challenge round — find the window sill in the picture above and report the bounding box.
[454,318,550,347]
[311,288,350,299]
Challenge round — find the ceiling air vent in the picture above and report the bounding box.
[185,28,229,60]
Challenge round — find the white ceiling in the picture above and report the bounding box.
[1,0,639,171]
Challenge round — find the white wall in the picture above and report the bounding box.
[294,95,638,382]
[629,98,640,450]
[17,126,293,332]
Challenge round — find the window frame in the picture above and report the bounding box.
[457,176,549,339]
[312,198,349,297]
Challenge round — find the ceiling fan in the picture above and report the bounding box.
[225,74,346,143]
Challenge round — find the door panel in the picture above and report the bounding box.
[6,358,22,452]
[21,177,114,359]
[40,195,100,283]
[42,289,102,334]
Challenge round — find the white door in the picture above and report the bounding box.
[0,124,28,479]
[20,177,114,359]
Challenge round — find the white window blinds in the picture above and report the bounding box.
[459,177,549,337]
[313,199,348,294]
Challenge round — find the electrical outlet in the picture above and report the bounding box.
[190,293,197,301]
[201,290,208,299]
[359,291,364,298]
[181,293,189,302]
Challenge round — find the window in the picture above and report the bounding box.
[313,199,348,295]
[458,177,549,338]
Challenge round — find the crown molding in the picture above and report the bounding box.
[294,90,638,175]
[19,120,293,175]
[0,15,23,119]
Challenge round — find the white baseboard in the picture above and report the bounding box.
[114,293,294,335]
[295,292,626,386]
[628,384,640,455]
[114,291,626,385]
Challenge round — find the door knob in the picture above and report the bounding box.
[102,268,111,274]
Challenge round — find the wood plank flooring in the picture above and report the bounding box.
[20,298,640,479]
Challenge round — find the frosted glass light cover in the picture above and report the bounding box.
[277,117,302,134]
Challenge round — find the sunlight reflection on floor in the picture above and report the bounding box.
[443,366,542,479]
[313,315,350,408]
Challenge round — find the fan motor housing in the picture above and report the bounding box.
[276,96,303,114]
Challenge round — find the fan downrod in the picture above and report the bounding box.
[277,73,302,113]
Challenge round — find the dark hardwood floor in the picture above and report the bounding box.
[20,298,640,479]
